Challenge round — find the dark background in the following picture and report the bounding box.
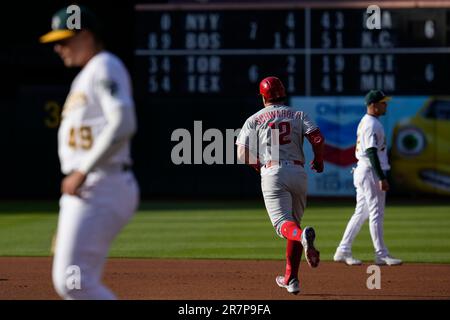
[0,1,134,199]
[0,0,262,199]
[1,0,449,199]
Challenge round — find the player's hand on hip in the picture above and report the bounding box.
[379,179,389,191]
[310,159,324,173]
[61,170,87,196]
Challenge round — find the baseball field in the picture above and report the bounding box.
[1,200,449,299]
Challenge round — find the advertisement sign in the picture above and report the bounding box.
[290,96,432,196]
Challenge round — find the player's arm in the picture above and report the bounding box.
[78,103,136,175]
[303,110,325,173]
[305,128,325,173]
[362,128,389,191]
[237,144,260,172]
[366,147,389,191]
[236,118,260,172]
[79,67,136,175]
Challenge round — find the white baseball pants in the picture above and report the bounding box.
[52,170,139,300]
[337,165,389,257]
[261,162,307,237]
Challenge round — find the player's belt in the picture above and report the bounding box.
[264,160,304,168]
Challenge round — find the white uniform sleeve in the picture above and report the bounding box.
[78,58,137,174]
[362,125,379,151]
[302,112,318,135]
[236,117,257,153]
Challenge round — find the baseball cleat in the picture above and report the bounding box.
[276,276,300,295]
[333,250,362,266]
[375,255,402,266]
[301,226,320,268]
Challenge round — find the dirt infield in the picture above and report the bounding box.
[0,257,449,300]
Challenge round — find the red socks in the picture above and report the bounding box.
[280,221,302,241]
[284,239,302,284]
[280,221,303,284]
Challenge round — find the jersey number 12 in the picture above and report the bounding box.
[268,121,291,145]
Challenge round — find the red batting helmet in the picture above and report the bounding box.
[259,76,286,101]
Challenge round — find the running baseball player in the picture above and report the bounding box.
[40,6,139,299]
[333,90,402,266]
[236,76,324,294]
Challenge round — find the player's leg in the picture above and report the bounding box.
[261,170,300,293]
[261,171,295,238]
[335,166,370,261]
[336,188,368,252]
[52,172,139,300]
[280,214,302,285]
[52,194,117,299]
[367,185,402,265]
[278,220,302,288]
[270,166,308,241]
[290,167,320,269]
[364,170,389,258]
[278,239,302,292]
[52,194,86,299]
[360,170,402,265]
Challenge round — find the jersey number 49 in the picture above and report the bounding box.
[68,126,93,150]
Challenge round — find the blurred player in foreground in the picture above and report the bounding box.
[236,76,325,294]
[40,5,139,299]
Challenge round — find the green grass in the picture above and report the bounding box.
[0,200,449,263]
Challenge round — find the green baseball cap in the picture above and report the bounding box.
[39,5,98,43]
[365,90,392,106]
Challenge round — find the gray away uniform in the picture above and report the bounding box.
[236,104,318,236]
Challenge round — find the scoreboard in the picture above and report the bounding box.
[134,3,450,97]
[5,2,450,198]
[131,2,450,197]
